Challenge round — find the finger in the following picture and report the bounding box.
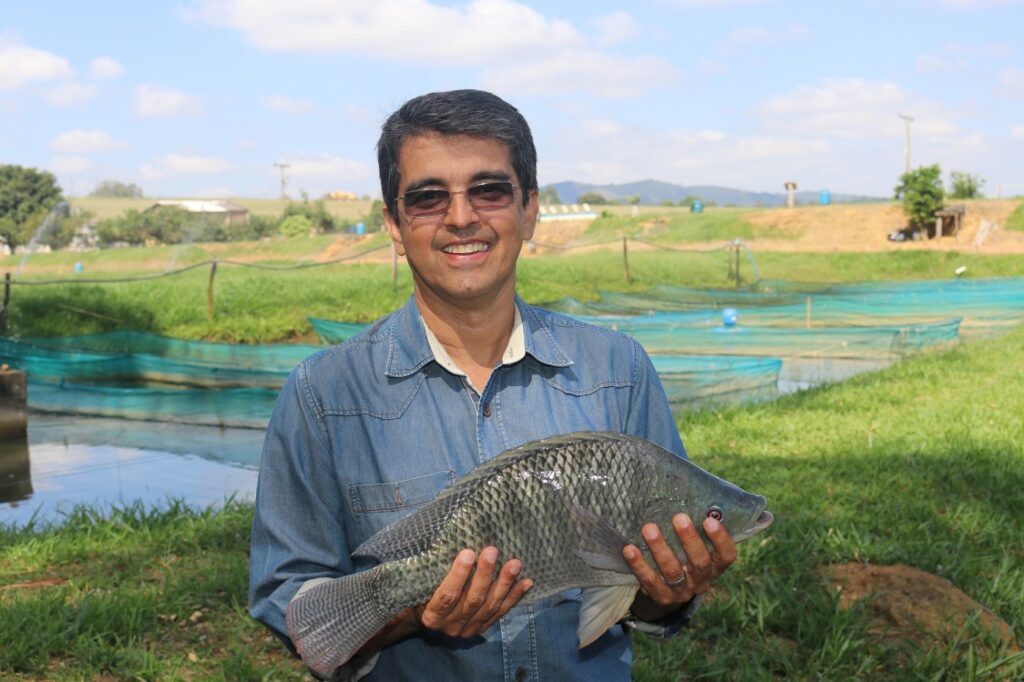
[622,544,673,604]
[640,522,685,587]
[703,516,738,569]
[674,514,714,583]
[479,574,533,633]
[456,547,500,626]
[421,549,475,629]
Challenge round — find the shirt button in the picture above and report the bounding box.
[482,404,492,417]
[515,667,527,682]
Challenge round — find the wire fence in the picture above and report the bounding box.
[0,237,760,334]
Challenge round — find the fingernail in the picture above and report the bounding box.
[509,562,521,577]
[676,514,691,530]
[523,580,533,591]
[642,525,659,541]
[705,517,720,532]
[460,550,475,564]
[623,546,637,560]
[482,547,497,562]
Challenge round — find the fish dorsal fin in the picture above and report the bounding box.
[578,585,638,649]
[352,488,471,561]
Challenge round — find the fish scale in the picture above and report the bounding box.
[286,431,773,677]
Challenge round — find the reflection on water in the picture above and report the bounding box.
[0,414,264,528]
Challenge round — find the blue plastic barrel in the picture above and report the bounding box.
[355,222,366,235]
[691,200,704,213]
[73,262,84,274]
[820,190,831,206]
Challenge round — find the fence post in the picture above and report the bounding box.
[622,237,630,283]
[806,296,812,328]
[0,273,10,336]
[207,261,218,320]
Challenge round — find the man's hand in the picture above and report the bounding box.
[623,513,737,621]
[414,547,533,638]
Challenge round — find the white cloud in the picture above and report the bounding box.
[759,78,959,139]
[89,56,124,79]
[592,11,641,46]
[0,43,73,90]
[143,153,232,178]
[719,24,811,50]
[51,129,126,154]
[662,0,769,6]
[916,42,1013,73]
[1012,125,1024,139]
[262,94,316,114]
[999,67,1024,97]
[287,155,374,181]
[50,156,91,174]
[185,0,583,62]
[482,49,677,98]
[938,0,1023,8]
[45,81,97,107]
[135,84,203,117]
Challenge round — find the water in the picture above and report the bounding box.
[0,414,263,528]
[15,201,68,277]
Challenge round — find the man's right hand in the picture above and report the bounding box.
[414,547,533,638]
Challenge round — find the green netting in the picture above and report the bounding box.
[309,318,369,345]
[652,355,782,409]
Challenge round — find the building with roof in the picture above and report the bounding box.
[145,200,250,225]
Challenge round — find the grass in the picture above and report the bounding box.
[3,325,1022,679]
[581,207,787,244]
[1007,202,1024,233]
[5,245,1024,342]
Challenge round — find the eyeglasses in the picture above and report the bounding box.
[397,180,520,220]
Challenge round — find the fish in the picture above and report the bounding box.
[286,431,774,676]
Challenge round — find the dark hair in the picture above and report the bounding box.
[377,89,537,215]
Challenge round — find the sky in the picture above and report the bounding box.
[2,0,1023,200]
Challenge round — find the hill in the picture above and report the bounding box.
[547,179,880,207]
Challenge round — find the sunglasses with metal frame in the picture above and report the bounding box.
[397,180,520,219]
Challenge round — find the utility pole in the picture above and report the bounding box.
[898,113,914,174]
[273,161,291,199]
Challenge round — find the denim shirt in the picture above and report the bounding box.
[249,295,695,681]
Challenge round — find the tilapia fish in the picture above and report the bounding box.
[286,431,773,675]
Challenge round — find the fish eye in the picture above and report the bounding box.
[706,507,723,521]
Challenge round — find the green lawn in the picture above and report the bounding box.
[69,197,374,222]
[3,325,1022,679]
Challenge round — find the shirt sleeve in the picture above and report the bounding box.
[249,361,353,656]
[622,338,702,637]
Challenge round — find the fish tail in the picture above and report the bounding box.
[286,566,392,677]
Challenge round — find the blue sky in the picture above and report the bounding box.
[2,0,1022,200]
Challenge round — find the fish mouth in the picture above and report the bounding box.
[750,510,774,533]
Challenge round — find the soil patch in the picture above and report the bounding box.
[824,563,1020,656]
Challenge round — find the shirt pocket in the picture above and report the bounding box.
[348,470,453,542]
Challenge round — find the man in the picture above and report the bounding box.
[250,89,737,681]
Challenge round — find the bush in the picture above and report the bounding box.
[89,180,144,198]
[577,192,608,205]
[279,214,313,238]
[894,165,944,231]
[948,171,984,199]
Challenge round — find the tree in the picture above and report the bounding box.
[538,186,561,204]
[577,192,607,205]
[894,165,944,232]
[949,171,984,199]
[0,164,64,250]
[280,214,313,238]
[89,180,144,198]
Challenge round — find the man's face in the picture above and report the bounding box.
[383,132,538,310]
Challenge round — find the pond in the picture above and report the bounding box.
[0,414,263,528]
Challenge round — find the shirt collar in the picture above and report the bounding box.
[385,295,572,378]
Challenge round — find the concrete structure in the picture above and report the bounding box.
[784,181,798,208]
[146,200,250,226]
[0,368,27,439]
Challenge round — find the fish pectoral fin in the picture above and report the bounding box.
[578,585,638,649]
[567,500,634,574]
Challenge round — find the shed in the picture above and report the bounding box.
[932,205,965,239]
[145,200,250,226]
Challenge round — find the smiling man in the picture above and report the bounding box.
[250,90,737,681]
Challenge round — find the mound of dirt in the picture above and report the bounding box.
[824,563,1020,655]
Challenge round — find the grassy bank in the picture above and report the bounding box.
[6,247,1024,342]
[3,325,1022,679]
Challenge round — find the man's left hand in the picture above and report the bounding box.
[622,512,737,619]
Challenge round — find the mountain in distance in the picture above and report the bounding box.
[546,179,882,207]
